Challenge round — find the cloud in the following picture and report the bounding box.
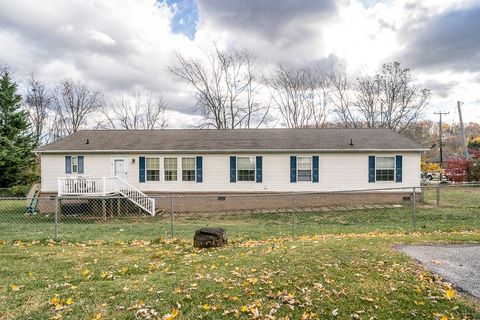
[0,0,201,116]
[0,0,479,125]
[197,0,337,39]
[399,5,480,72]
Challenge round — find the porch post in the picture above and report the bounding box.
[57,178,62,195]
[102,176,107,196]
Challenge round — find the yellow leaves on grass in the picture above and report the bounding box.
[49,294,75,314]
[434,313,452,320]
[444,288,456,300]
[118,266,129,275]
[10,284,24,291]
[91,313,102,320]
[201,303,219,311]
[81,269,91,278]
[100,271,113,280]
[162,308,179,320]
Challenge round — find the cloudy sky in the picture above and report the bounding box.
[0,0,479,128]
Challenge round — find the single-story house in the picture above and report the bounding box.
[35,128,425,215]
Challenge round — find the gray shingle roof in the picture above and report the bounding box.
[35,128,425,153]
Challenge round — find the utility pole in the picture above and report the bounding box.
[457,101,469,159]
[434,111,449,172]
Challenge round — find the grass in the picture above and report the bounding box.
[0,231,479,319]
[1,187,479,319]
[1,186,480,242]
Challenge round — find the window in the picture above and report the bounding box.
[237,156,255,181]
[297,156,312,181]
[182,157,196,181]
[146,158,160,181]
[71,156,78,173]
[164,158,178,181]
[376,157,395,181]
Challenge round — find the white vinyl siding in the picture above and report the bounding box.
[40,152,421,193]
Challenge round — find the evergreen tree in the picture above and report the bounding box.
[0,69,36,187]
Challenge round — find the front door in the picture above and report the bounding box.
[113,158,127,180]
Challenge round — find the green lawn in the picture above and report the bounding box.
[0,231,479,319]
[1,186,480,242]
[1,187,479,319]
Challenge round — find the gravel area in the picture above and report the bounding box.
[399,244,480,298]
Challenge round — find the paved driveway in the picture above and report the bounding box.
[399,244,480,298]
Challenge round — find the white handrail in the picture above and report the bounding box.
[57,176,155,216]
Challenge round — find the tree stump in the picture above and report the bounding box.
[194,228,227,248]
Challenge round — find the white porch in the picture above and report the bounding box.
[57,176,155,216]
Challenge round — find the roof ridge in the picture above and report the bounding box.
[77,127,394,132]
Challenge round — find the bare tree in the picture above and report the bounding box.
[53,79,104,136]
[24,74,52,146]
[333,62,430,132]
[100,93,168,130]
[169,45,269,129]
[328,67,358,128]
[266,65,329,128]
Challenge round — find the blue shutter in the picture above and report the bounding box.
[65,156,72,174]
[256,156,262,183]
[290,156,297,183]
[230,156,236,183]
[196,156,203,183]
[368,156,375,183]
[139,157,146,183]
[395,155,403,183]
[77,156,84,174]
[312,156,319,183]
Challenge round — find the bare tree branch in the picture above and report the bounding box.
[169,45,269,129]
[353,62,430,132]
[53,79,104,136]
[24,74,52,146]
[99,93,168,130]
[266,65,329,128]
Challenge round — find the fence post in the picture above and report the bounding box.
[412,187,416,232]
[54,197,59,241]
[170,197,174,239]
[436,184,440,207]
[291,194,296,239]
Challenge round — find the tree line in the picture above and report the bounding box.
[11,46,432,148]
[170,47,431,132]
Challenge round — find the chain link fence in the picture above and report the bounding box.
[1,184,479,243]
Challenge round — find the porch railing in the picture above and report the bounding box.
[57,176,155,216]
